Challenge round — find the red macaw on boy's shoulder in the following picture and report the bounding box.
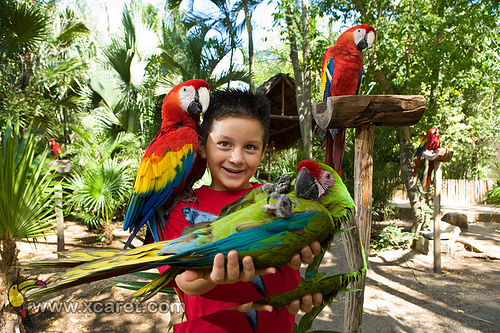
[123,79,210,247]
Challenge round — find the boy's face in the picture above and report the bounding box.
[200,116,266,191]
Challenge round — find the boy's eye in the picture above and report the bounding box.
[219,141,231,148]
[245,144,258,151]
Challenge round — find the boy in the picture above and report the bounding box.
[163,88,322,332]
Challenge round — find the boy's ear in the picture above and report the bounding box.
[199,140,207,159]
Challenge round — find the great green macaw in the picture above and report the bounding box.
[123,79,209,247]
[25,161,355,305]
[321,24,375,176]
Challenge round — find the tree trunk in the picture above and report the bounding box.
[1,233,22,333]
[300,0,313,160]
[397,126,428,234]
[285,2,312,160]
[103,222,113,245]
[243,1,255,90]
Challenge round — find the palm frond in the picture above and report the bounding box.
[0,119,58,240]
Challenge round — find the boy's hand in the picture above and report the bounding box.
[175,250,275,296]
[286,292,323,315]
[233,292,323,314]
[288,241,322,270]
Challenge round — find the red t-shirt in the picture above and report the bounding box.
[162,184,300,333]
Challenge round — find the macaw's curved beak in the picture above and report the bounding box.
[188,87,210,116]
[357,30,376,51]
[295,167,320,200]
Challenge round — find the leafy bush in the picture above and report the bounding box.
[370,223,416,252]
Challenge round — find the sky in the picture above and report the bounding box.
[56,0,281,49]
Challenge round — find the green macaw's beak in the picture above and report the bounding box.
[295,167,319,200]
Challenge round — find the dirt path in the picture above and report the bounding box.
[16,220,500,332]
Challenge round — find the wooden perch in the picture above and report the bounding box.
[313,94,426,333]
[313,95,426,129]
[423,148,454,163]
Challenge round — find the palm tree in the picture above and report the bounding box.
[0,0,51,92]
[67,157,133,245]
[66,123,136,245]
[166,0,260,88]
[0,120,59,331]
[158,11,249,90]
[88,5,160,144]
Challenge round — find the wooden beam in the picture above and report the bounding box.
[313,95,426,128]
[270,115,299,120]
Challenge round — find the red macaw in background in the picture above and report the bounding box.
[48,139,63,160]
[321,24,376,176]
[413,127,440,189]
[123,79,209,248]
[413,127,440,176]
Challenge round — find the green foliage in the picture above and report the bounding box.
[485,179,500,206]
[259,135,325,180]
[0,119,58,240]
[66,158,133,230]
[0,0,51,57]
[370,223,416,252]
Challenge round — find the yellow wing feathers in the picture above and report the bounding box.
[134,144,194,194]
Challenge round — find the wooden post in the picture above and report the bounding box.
[422,148,453,274]
[433,161,442,273]
[54,184,65,254]
[343,124,375,332]
[313,95,426,333]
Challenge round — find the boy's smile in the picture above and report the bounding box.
[201,116,265,191]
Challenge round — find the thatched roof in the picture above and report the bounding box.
[257,73,302,150]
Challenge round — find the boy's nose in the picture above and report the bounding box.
[229,149,244,164]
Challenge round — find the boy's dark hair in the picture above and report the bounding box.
[199,88,271,151]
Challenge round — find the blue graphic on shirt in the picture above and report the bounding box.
[181,207,218,226]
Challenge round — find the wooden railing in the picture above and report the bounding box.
[393,179,497,205]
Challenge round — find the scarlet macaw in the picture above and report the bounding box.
[25,161,354,305]
[123,79,210,247]
[321,24,376,176]
[48,139,63,160]
[413,127,440,189]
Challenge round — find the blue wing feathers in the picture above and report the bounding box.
[154,212,321,268]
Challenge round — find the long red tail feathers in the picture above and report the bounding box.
[324,129,345,177]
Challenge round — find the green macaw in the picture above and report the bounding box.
[24,160,355,303]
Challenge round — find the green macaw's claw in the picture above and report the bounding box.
[257,268,365,309]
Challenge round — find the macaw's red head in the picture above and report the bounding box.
[161,79,210,126]
[48,139,55,147]
[337,24,376,52]
[428,127,439,137]
[295,160,336,200]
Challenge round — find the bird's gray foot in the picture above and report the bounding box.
[263,194,296,218]
[275,174,292,194]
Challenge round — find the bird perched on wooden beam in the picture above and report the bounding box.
[321,24,376,176]
[413,127,440,189]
